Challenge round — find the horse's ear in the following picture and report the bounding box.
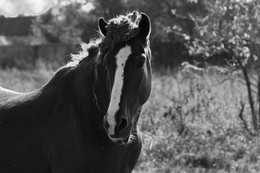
[138,13,151,39]
[98,17,108,36]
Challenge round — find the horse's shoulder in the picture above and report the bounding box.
[0,87,41,123]
[0,87,22,103]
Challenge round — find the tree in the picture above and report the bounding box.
[187,0,260,132]
[33,0,97,44]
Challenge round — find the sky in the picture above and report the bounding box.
[0,0,94,18]
[0,0,53,17]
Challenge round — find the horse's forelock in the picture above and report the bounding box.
[100,11,142,52]
[67,11,144,67]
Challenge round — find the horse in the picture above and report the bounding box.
[0,11,152,173]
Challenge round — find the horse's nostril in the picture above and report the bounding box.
[118,117,128,132]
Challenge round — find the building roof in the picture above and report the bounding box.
[0,16,34,36]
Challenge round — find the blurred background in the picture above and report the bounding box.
[1,0,260,172]
[1,0,257,69]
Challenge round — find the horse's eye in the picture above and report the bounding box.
[136,55,146,68]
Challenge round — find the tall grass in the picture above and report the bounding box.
[136,69,260,173]
[0,63,53,92]
[0,66,259,173]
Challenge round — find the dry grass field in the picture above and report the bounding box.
[1,66,260,173]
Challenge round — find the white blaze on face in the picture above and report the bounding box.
[106,45,132,136]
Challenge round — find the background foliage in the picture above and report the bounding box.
[32,0,260,67]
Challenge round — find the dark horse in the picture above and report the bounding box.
[0,11,151,173]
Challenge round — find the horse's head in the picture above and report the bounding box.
[94,12,151,143]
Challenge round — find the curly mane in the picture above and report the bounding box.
[67,11,142,67]
[100,11,141,51]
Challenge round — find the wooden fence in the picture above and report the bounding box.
[0,44,75,69]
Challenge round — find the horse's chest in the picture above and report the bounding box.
[52,143,141,173]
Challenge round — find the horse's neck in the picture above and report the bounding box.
[0,65,106,145]
[60,63,106,139]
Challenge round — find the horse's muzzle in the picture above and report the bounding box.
[103,115,132,144]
